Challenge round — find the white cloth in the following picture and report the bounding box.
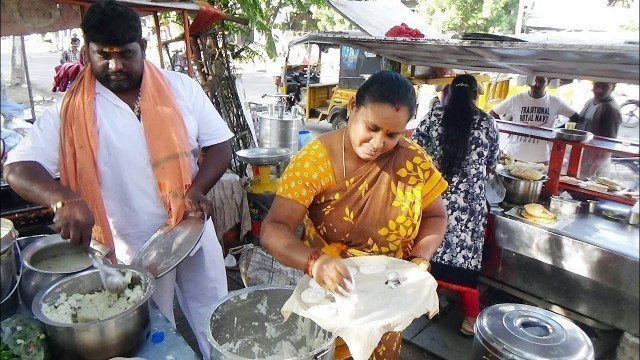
[281,256,439,360]
[206,172,251,242]
[492,92,576,163]
[6,69,234,359]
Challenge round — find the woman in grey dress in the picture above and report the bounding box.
[411,74,499,335]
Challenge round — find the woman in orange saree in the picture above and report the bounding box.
[261,70,448,359]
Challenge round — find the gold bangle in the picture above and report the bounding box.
[409,257,431,271]
[51,198,83,214]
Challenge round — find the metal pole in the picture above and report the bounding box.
[182,10,193,78]
[515,0,526,34]
[153,12,165,69]
[20,36,36,122]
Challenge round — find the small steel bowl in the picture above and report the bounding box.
[553,128,594,142]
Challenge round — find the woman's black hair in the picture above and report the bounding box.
[354,70,417,121]
[439,74,479,181]
[81,0,142,46]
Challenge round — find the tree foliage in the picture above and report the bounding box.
[416,0,519,34]
[202,0,329,60]
[312,5,354,31]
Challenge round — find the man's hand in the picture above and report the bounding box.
[184,188,213,219]
[53,200,94,248]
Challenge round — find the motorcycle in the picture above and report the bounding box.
[620,99,639,128]
[281,65,320,109]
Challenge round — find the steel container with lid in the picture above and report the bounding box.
[1,218,18,300]
[472,304,594,360]
[257,111,302,155]
[207,285,335,360]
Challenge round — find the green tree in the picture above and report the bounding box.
[203,0,333,59]
[312,5,354,31]
[416,0,519,34]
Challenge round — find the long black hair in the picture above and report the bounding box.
[439,74,479,181]
[354,70,417,121]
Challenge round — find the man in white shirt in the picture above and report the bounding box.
[3,1,231,358]
[490,76,579,163]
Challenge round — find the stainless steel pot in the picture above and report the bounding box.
[549,196,581,216]
[32,265,155,360]
[1,218,18,299]
[207,285,336,360]
[0,271,20,321]
[497,171,547,205]
[257,111,302,154]
[472,303,594,360]
[19,234,95,312]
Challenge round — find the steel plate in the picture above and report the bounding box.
[131,216,205,278]
[497,169,549,182]
[235,148,294,166]
[553,128,594,142]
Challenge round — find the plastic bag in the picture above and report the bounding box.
[0,314,48,360]
[485,173,506,204]
[238,244,303,288]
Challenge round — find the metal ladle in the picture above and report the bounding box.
[88,249,127,294]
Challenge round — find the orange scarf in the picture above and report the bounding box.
[59,60,193,250]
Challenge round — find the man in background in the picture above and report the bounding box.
[60,35,81,64]
[576,82,622,178]
[490,76,579,163]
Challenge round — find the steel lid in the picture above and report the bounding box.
[257,111,303,122]
[475,304,594,360]
[1,218,17,254]
[131,216,205,278]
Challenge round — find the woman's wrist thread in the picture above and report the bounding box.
[304,250,323,278]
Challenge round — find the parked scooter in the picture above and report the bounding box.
[282,65,320,109]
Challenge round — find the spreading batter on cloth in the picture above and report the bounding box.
[282,256,439,360]
[261,71,448,359]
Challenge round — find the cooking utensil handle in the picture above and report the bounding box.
[313,346,332,359]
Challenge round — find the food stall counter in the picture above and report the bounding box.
[482,201,639,336]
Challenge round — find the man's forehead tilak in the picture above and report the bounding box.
[102,46,124,53]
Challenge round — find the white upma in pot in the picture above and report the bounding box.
[42,272,145,323]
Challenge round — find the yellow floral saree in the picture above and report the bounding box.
[277,136,447,359]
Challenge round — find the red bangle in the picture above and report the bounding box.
[304,250,323,278]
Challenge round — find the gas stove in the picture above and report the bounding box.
[1,178,56,234]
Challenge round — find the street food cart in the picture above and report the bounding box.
[289,30,640,354]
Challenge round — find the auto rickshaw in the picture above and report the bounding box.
[279,39,517,129]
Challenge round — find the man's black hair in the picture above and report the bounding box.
[81,0,142,46]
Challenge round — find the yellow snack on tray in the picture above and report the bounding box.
[521,210,556,224]
[523,203,556,220]
[509,168,544,181]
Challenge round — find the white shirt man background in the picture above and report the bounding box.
[490,76,579,163]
